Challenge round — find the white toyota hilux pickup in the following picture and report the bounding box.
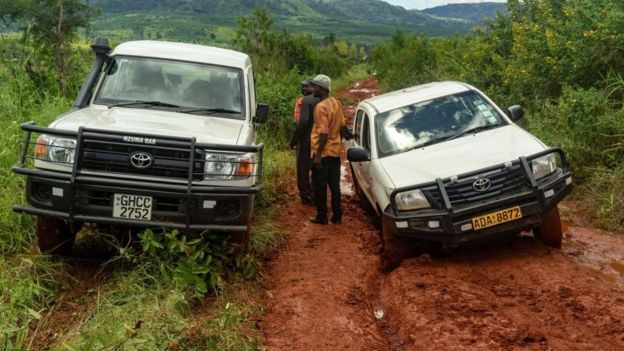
[13,38,269,254]
[347,81,572,264]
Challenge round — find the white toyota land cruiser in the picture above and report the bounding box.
[347,81,572,263]
[13,38,269,254]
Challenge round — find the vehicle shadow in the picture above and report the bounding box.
[405,231,557,266]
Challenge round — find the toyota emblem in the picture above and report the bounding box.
[129,152,153,169]
[472,178,491,192]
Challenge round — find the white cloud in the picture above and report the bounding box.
[384,0,507,10]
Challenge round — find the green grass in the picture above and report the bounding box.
[0,43,79,348]
[46,210,289,350]
[0,255,65,350]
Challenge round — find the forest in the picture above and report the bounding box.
[1,0,623,349]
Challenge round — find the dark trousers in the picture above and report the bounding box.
[312,156,341,219]
[296,140,314,201]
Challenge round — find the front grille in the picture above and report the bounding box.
[73,189,242,221]
[423,164,529,209]
[80,140,205,180]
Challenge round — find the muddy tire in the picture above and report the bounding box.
[36,216,77,255]
[381,216,413,270]
[230,229,251,253]
[349,164,360,196]
[533,206,563,248]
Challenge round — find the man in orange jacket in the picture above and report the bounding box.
[308,74,345,224]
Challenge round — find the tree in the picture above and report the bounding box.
[0,0,98,95]
[234,6,274,60]
[322,32,336,46]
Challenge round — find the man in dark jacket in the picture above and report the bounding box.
[289,79,320,205]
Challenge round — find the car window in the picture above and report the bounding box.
[362,113,370,152]
[95,56,245,119]
[375,90,508,157]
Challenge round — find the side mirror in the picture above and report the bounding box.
[506,105,524,122]
[254,103,269,124]
[347,147,370,162]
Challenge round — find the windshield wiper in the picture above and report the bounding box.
[179,107,241,115]
[404,135,454,152]
[447,123,502,141]
[109,100,182,109]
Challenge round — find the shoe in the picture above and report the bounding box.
[309,216,328,224]
[330,215,342,224]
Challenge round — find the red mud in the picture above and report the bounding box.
[28,259,110,350]
[259,78,624,350]
[260,194,388,350]
[380,236,624,351]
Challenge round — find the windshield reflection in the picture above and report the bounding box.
[375,91,507,157]
[95,56,244,118]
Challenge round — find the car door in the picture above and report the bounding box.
[350,109,365,188]
[351,109,375,206]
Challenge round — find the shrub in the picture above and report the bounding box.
[527,86,624,179]
[372,31,438,91]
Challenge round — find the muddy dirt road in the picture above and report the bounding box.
[259,79,624,350]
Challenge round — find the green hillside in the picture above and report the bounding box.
[87,0,472,44]
[422,2,507,23]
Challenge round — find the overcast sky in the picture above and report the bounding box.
[384,0,506,10]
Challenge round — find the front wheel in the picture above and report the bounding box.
[36,216,79,255]
[533,206,563,248]
[230,229,251,253]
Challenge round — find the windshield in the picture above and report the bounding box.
[375,91,508,157]
[95,56,245,119]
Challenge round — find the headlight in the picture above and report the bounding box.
[531,154,557,180]
[204,152,255,180]
[395,189,430,211]
[34,134,76,164]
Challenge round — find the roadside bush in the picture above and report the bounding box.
[456,0,624,105]
[575,165,624,232]
[372,31,438,91]
[256,70,303,149]
[527,86,624,178]
[133,229,256,294]
[0,35,78,255]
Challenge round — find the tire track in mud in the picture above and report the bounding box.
[27,235,122,349]
[28,259,112,349]
[259,79,389,350]
[259,78,624,350]
[259,194,389,350]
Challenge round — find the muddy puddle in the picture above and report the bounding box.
[562,220,624,286]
